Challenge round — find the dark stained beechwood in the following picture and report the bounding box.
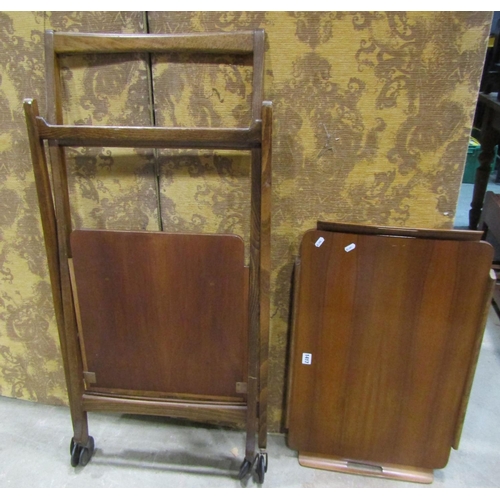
[24,29,271,482]
[287,226,494,482]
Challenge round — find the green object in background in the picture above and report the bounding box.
[462,137,498,184]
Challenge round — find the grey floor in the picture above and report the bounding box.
[1,305,500,488]
[1,179,500,488]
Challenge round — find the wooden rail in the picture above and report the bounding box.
[53,31,255,55]
[82,394,247,425]
[36,116,261,150]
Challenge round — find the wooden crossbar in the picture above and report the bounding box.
[36,116,261,150]
[82,394,247,425]
[53,31,255,55]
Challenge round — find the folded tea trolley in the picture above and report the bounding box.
[24,30,271,483]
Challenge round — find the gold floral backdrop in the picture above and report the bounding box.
[0,11,491,431]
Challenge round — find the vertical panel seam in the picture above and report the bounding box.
[143,11,164,231]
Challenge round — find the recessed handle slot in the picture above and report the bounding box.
[346,461,384,474]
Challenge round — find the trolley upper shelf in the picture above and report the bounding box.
[29,110,264,150]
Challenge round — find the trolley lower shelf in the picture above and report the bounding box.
[70,230,248,400]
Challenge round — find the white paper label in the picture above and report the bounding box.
[302,353,312,365]
[344,243,356,253]
[315,237,325,248]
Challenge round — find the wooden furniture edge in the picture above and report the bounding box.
[257,101,272,450]
[86,388,245,404]
[82,394,247,425]
[67,258,90,379]
[298,452,434,484]
[452,267,496,449]
[316,220,483,241]
[52,30,256,55]
[284,257,301,431]
[35,117,262,150]
[243,29,267,461]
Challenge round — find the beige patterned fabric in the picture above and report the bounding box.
[0,11,491,431]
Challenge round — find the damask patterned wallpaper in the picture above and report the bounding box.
[0,11,491,431]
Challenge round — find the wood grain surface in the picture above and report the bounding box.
[36,116,261,150]
[81,394,247,426]
[317,220,484,241]
[287,229,494,470]
[52,31,255,55]
[70,230,247,399]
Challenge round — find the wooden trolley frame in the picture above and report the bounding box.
[24,29,271,483]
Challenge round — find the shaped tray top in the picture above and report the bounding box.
[287,229,493,469]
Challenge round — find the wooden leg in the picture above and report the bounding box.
[24,99,91,465]
[258,102,272,452]
[470,108,500,229]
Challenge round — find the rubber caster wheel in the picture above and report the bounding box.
[79,446,91,466]
[70,442,81,467]
[70,436,94,467]
[238,458,252,480]
[79,436,95,467]
[255,454,267,484]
